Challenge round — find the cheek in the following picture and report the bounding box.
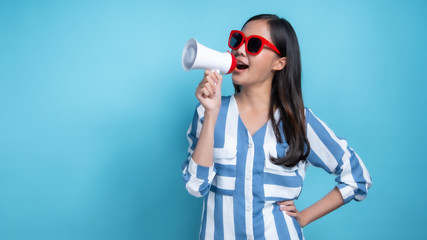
[250,56,274,74]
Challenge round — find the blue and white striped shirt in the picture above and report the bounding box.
[182,95,372,240]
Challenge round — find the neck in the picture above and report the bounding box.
[236,81,272,111]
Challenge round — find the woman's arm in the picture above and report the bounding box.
[191,70,223,167]
[181,71,223,197]
[278,108,372,226]
[191,111,217,167]
[278,187,343,227]
[304,108,372,204]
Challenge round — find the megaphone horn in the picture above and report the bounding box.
[182,38,236,74]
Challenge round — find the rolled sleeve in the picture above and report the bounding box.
[183,158,216,197]
[305,108,372,204]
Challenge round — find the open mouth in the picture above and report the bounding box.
[236,62,249,70]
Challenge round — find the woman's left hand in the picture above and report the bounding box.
[278,200,306,228]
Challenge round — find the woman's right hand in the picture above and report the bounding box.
[195,70,223,115]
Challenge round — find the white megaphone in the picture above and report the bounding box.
[182,38,236,74]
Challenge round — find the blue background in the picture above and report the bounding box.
[1,0,426,239]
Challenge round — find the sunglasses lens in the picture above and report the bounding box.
[247,38,262,54]
[230,32,243,49]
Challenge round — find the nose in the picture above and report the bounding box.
[233,42,246,57]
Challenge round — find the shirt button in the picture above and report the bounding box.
[248,236,253,240]
[245,175,251,181]
[248,143,253,148]
[246,206,252,212]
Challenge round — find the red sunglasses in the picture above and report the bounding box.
[228,30,281,56]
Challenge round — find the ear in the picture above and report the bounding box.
[272,57,287,71]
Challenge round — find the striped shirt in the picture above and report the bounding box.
[182,95,372,240]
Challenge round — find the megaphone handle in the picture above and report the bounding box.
[210,69,220,85]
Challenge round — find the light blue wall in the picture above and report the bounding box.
[1,0,426,239]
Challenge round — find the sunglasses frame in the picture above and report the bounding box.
[228,30,281,56]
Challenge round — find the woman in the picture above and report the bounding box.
[182,14,372,240]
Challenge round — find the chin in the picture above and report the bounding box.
[232,73,253,87]
[231,76,243,86]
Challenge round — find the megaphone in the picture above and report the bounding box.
[182,38,236,74]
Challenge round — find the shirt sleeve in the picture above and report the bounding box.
[305,108,372,204]
[181,104,216,198]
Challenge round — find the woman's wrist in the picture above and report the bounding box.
[299,209,308,228]
[199,110,218,135]
[204,109,219,120]
[297,187,344,228]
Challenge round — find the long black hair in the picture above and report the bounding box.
[234,14,310,167]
